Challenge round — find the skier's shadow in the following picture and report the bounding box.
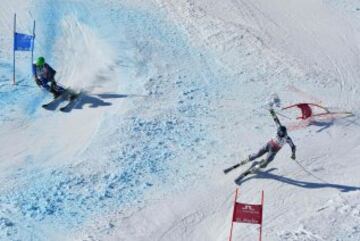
[74,93,146,110]
[309,113,356,132]
[238,168,360,192]
[309,120,333,133]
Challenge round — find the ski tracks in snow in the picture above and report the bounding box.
[151,1,360,241]
[1,0,360,240]
[279,195,360,241]
[0,1,227,240]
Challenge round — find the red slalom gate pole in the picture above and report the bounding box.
[228,188,239,241]
[259,190,264,241]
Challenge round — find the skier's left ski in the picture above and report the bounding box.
[234,169,253,184]
[60,93,81,112]
[42,95,66,110]
[224,159,249,174]
[234,162,261,184]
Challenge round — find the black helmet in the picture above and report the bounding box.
[277,126,287,137]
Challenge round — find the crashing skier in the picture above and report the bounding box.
[224,109,296,179]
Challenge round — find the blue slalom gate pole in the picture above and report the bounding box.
[31,20,36,71]
[13,14,16,85]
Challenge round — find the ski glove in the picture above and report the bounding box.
[34,77,41,87]
[270,109,275,116]
[291,152,296,160]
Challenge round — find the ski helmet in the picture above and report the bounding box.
[36,57,45,67]
[277,126,287,137]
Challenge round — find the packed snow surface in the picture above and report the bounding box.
[0,0,359,240]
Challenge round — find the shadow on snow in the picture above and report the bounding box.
[237,168,360,192]
[67,93,148,111]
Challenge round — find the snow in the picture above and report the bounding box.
[0,0,360,240]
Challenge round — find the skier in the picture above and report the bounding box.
[224,108,296,176]
[244,109,296,173]
[33,56,80,111]
[32,56,65,98]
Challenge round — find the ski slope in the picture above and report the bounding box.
[0,0,359,240]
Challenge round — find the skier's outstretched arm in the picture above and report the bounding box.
[286,136,296,160]
[270,109,282,127]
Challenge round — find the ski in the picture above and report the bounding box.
[42,95,65,110]
[59,93,81,112]
[41,89,81,112]
[234,164,259,184]
[223,159,249,174]
[234,160,266,184]
[234,170,252,184]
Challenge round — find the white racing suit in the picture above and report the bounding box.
[248,110,296,169]
[249,135,295,168]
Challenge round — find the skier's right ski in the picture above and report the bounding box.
[234,170,252,184]
[42,94,65,110]
[223,159,249,174]
[59,93,81,112]
[234,164,259,184]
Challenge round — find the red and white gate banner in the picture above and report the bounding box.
[228,188,264,241]
[233,202,263,224]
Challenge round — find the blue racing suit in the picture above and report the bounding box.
[32,63,65,97]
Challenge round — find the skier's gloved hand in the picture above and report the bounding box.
[270,109,276,116]
[291,153,296,160]
[34,77,41,87]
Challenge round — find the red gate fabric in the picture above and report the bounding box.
[296,103,313,119]
[233,202,262,224]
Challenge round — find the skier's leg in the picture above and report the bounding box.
[259,147,278,168]
[249,145,277,173]
[50,80,67,99]
[43,86,51,92]
[50,88,61,98]
[39,78,58,98]
[248,144,269,161]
